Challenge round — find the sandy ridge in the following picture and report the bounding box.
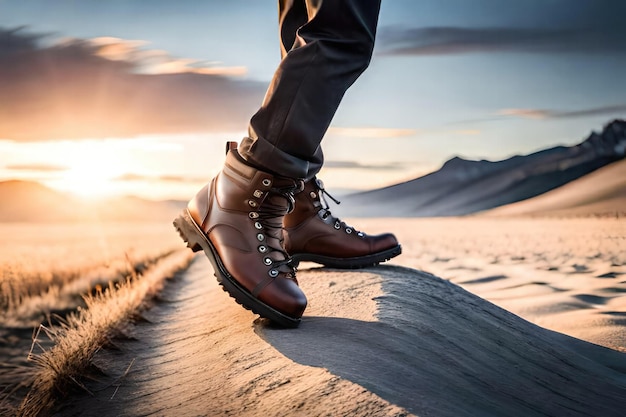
[57,256,408,416]
[57,255,626,417]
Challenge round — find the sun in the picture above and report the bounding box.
[18,137,188,200]
[57,159,122,199]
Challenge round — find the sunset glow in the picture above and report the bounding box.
[55,160,121,198]
[1,1,624,200]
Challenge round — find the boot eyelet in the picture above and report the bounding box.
[262,179,272,187]
[345,228,353,234]
[268,269,278,278]
[253,190,263,198]
[248,200,258,208]
[357,232,364,237]
[257,233,265,241]
[310,192,316,199]
[258,245,268,253]
[249,212,259,219]
[334,221,341,230]
[254,222,263,230]
[263,257,272,266]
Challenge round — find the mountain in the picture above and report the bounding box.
[0,180,185,222]
[341,119,626,217]
[485,158,626,217]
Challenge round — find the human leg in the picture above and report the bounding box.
[260,1,401,268]
[175,0,396,327]
[239,0,382,180]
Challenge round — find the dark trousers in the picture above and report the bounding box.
[239,0,382,180]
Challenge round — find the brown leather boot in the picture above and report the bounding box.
[284,178,401,269]
[173,144,306,327]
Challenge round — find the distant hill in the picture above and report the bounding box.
[0,180,77,222]
[484,159,626,217]
[341,119,626,217]
[0,180,185,222]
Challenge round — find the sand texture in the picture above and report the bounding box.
[58,217,626,417]
[384,218,626,353]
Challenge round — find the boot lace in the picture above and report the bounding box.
[314,178,364,238]
[255,180,304,278]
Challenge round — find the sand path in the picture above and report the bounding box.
[59,254,626,417]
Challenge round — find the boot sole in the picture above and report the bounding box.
[173,209,301,328]
[291,245,402,269]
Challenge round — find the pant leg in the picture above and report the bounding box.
[239,0,382,180]
[278,0,308,60]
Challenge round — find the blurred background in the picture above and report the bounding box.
[1,0,625,204]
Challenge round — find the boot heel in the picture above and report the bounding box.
[173,210,204,253]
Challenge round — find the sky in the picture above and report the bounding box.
[1,0,625,200]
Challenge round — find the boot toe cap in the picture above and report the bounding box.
[258,279,308,319]
[372,232,400,252]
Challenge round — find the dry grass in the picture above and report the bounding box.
[0,220,191,416]
[0,222,183,327]
[14,249,192,416]
[1,251,174,329]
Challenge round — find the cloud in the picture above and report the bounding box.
[453,129,481,136]
[114,173,206,183]
[498,109,551,120]
[87,37,148,61]
[0,28,267,141]
[447,104,626,126]
[328,127,417,139]
[5,163,68,172]
[499,104,626,120]
[86,37,248,76]
[114,173,150,182]
[328,126,482,141]
[323,160,404,171]
[377,25,626,56]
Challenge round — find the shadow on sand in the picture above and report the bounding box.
[257,265,626,417]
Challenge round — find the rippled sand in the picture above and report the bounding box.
[358,217,626,351]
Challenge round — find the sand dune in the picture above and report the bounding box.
[59,250,626,417]
[485,159,626,217]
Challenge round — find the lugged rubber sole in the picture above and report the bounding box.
[290,245,402,269]
[173,209,301,328]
